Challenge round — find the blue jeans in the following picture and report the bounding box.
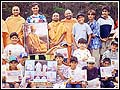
[101,81,115,88]
[66,83,81,88]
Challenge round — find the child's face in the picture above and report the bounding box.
[19,58,27,65]
[56,57,63,65]
[88,13,95,21]
[32,5,39,15]
[70,61,78,69]
[111,44,118,52]
[77,16,85,24]
[2,59,7,65]
[10,36,19,44]
[87,62,95,69]
[78,43,86,49]
[102,9,109,18]
[103,61,110,67]
[9,61,18,69]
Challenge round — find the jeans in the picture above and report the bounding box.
[66,83,81,88]
[101,81,115,88]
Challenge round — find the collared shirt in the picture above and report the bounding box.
[26,14,47,23]
[87,20,102,49]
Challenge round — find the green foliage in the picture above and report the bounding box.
[53,6,65,13]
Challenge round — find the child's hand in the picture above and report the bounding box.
[82,57,88,61]
[67,77,73,83]
[101,76,108,81]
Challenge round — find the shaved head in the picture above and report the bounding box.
[64,9,73,19]
[52,12,60,22]
[12,6,20,16]
[64,9,72,14]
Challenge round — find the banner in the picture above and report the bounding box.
[87,78,100,88]
[6,70,23,82]
[25,60,57,83]
[100,67,113,77]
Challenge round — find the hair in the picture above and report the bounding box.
[102,5,110,12]
[70,56,78,63]
[10,32,18,38]
[31,2,39,8]
[111,41,118,47]
[87,9,96,15]
[78,38,87,44]
[55,53,64,59]
[76,13,85,19]
[103,58,111,64]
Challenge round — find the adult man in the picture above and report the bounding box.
[61,9,77,64]
[2,19,9,50]
[5,6,25,46]
[48,12,66,48]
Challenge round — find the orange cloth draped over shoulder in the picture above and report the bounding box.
[5,15,25,46]
[2,19,9,50]
[61,18,77,46]
[26,33,47,54]
[61,18,77,64]
[48,21,66,44]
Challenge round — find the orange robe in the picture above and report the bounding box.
[5,15,25,46]
[61,18,77,46]
[2,19,9,49]
[61,18,77,64]
[48,21,66,44]
[26,33,47,54]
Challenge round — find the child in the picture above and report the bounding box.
[98,58,115,88]
[5,56,20,88]
[73,38,91,68]
[26,2,47,60]
[46,41,68,64]
[66,56,82,88]
[87,9,102,67]
[17,52,28,76]
[102,41,118,60]
[97,6,114,58]
[3,32,25,59]
[72,12,93,49]
[53,53,68,88]
[82,57,98,81]
[54,41,68,63]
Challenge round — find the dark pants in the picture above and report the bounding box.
[30,55,46,60]
[66,83,81,88]
[101,81,115,88]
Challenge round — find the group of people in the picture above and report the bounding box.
[2,2,118,88]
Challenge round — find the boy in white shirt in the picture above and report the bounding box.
[3,32,25,60]
[66,56,83,88]
[53,53,68,88]
[73,38,91,68]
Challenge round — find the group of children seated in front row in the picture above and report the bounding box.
[2,52,118,88]
[2,32,118,88]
